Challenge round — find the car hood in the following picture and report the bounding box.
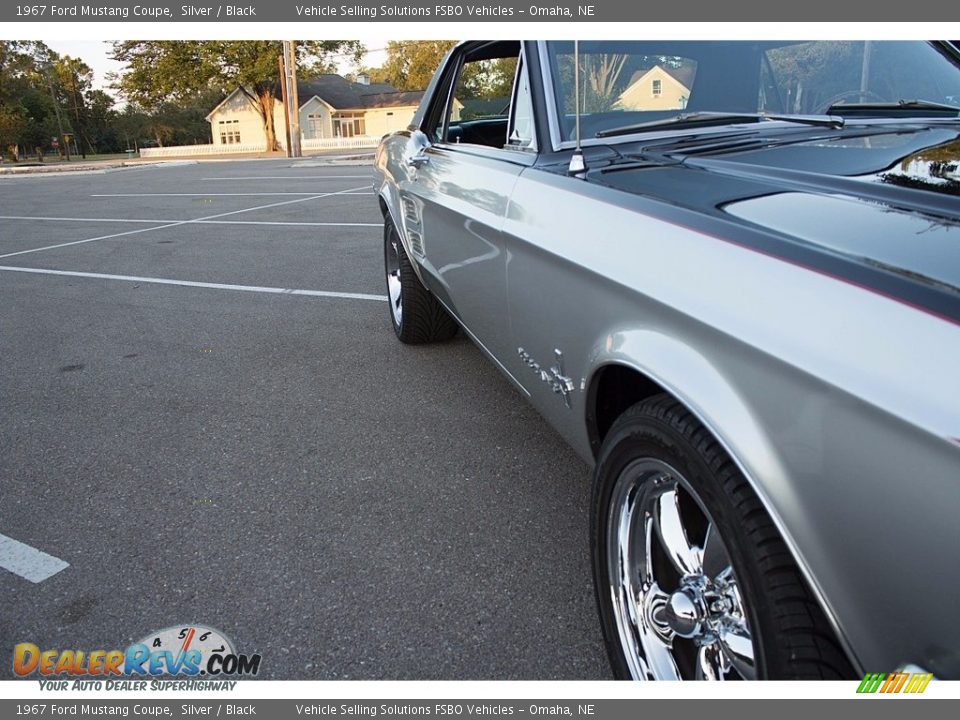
[586,122,960,307]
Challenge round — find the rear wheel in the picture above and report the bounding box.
[384,218,457,344]
[591,394,855,680]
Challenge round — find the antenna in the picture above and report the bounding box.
[568,40,587,176]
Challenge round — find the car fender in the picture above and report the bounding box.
[584,328,859,672]
[376,134,430,288]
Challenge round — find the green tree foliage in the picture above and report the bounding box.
[111,41,363,150]
[366,41,517,101]
[367,41,456,91]
[0,40,115,158]
[52,55,94,157]
[0,41,41,158]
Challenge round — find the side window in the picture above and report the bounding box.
[427,43,520,149]
[507,59,536,151]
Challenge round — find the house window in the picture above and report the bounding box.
[652,79,662,96]
[333,112,365,138]
[218,119,241,144]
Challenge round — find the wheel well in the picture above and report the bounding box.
[586,363,859,673]
[587,364,666,457]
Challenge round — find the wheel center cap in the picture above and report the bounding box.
[663,587,704,638]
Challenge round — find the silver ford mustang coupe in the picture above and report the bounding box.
[373,40,960,681]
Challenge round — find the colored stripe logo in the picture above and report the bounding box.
[857,672,932,694]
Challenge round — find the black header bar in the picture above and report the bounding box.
[3,0,959,22]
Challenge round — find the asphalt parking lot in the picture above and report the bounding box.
[0,158,610,680]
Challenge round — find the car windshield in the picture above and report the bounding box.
[545,41,960,142]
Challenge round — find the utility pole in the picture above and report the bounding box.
[43,68,70,161]
[282,41,301,158]
[278,54,292,157]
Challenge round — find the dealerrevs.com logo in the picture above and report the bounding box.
[14,625,261,688]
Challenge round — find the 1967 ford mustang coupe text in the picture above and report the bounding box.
[373,40,960,680]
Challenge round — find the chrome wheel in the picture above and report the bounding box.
[607,458,756,680]
[385,231,403,328]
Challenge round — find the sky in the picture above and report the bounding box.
[43,40,388,102]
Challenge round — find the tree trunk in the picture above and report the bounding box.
[258,90,277,151]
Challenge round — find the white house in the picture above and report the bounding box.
[616,65,693,112]
[205,74,424,147]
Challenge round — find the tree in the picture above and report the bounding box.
[114,104,151,152]
[367,41,457,91]
[582,54,628,113]
[0,105,27,160]
[111,41,363,151]
[0,41,63,158]
[53,56,94,157]
[85,89,120,152]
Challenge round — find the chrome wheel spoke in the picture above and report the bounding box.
[654,488,702,578]
[701,523,729,580]
[385,238,403,325]
[718,626,757,680]
[695,643,726,681]
[643,632,683,681]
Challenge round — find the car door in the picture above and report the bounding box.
[397,41,537,371]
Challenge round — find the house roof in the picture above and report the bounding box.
[206,75,424,122]
[296,75,423,111]
[627,63,696,92]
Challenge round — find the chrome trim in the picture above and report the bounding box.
[517,347,575,408]
[385,228,403,329]
[405,153,429,169]
[505,44,537,153]
[538,41,565,153]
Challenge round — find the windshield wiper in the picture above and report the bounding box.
[825,99,960,117]
[594,111,844,138]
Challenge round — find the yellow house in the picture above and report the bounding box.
[206,74,424,147]
[616,65,692,112]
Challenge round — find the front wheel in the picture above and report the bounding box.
[591,394,854,680]
[383,218,457,344]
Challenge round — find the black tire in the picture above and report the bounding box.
[383,218,458,344]
[591,394,855,680]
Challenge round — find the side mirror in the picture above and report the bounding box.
[404,130,432,168]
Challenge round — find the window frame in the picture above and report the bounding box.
[506,56,538,152]
[419,41,539,165]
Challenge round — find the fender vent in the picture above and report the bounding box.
[402,196,420,225]
[408,230,424,257]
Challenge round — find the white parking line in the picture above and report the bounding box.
[93,192,338,197]
[0,265,388,301]
[202,176,373,180]
[0,215,380,228]
[93,192,376,198]
[0,533,69,583]
[0,223,177,260]
[0,185,370,259]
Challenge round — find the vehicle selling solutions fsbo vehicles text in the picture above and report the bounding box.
[295,5,518,17]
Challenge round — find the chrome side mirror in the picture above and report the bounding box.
[404,130,431,169]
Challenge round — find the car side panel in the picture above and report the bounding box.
[396,145,525,360]
[501,167,960,677]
